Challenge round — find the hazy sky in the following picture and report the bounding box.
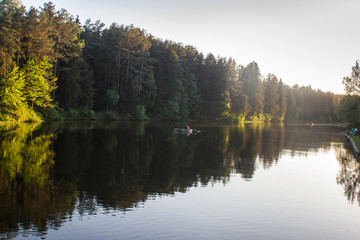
[22,0,360,94]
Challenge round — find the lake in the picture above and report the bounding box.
[0,122,359,240]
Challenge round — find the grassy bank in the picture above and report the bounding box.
[349,135,360,150]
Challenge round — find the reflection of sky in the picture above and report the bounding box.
[39,144,360,240]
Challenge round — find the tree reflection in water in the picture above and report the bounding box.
[0,123,77,236]
[335,143,360,205]
[0,121,351,238]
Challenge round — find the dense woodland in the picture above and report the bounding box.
[0,1,343,122]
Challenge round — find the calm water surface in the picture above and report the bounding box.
[0,122,359,240]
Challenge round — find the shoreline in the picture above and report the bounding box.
[345,133,360,159]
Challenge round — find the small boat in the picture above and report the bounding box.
[173,127,200,135]
[173,128,193,134]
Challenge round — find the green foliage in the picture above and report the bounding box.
[133,105,147,120]
[102,111,120,120]
[248,114,266,122]
[241,62,264,117]
[23,6,54,61]
[57,56,94,110]
[40,105,64,120]
[13,105,41,122]
[349,135,360,150]
[336,95,360,127]
[0,0,24,77]
[79,109,95,119]
[0,1,342,123]
[106,88,120,110]
[264,74,280,116]
[221,91,232,120]
[22,57,56,109]
[278,79,287,119]
[0,66,42,122]
[0,66,25,111]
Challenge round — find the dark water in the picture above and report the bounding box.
[0,122,359,240]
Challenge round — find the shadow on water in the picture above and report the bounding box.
[0,121,357,238]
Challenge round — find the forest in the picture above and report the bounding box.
[0,1,343,122]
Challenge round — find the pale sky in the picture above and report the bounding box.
[21,0,360,94]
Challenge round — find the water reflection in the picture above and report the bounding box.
[0,123,77,236]
[0,121,355,238]
[335,143,360,205]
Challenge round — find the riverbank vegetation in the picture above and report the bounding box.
[0,1,343,122]
[337,60,360,128]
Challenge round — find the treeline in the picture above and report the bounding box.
[0,1,342,122]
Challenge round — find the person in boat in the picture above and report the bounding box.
[184,125,192,136]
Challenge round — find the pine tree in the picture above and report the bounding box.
[264,74,280,119]
[241,62,264,120]
[0,0,24,77]
[278,79,287,120]
[230,65,248,121]
[198,54,217,117]
[23,7,54,61]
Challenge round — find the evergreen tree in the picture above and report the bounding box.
[198,54,228,119]
[264,74,280,119]
[56,56,94,110]
[336,95,360,127]
[278,79,287,120]
[198,53,218,118]
[151,41,183,119]
[23,7,54,61]
[40,3,83,77]
[230,65,248,121]
[0,0,24,77]
[241,62,264,119]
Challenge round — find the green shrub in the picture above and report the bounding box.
[41,106,64,121]
[65,108,79,119]
[102,111,120,120]
[133,105,147,120]
[79,109,95,119]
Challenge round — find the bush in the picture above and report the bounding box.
[133,105,147,120]
[0,106,41,122]
[98,111,120,120]
[41,106,64,121]
[79,109,95,119]
[248,114,266,122]
[65,108,79,119]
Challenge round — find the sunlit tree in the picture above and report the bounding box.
[22,57,57,109]
[343,60,360,95]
